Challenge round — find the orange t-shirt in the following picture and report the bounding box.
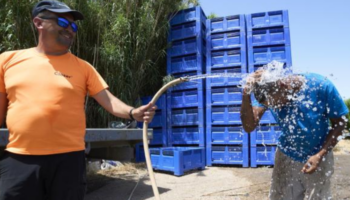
[0,48,108,155]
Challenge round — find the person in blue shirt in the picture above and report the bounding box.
[240,67,349,200]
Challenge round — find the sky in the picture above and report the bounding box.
[199,0,350,99]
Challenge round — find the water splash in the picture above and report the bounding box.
[186,73,243,81]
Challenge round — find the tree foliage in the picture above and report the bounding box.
[0,0,196,127]
[345,99,350,131]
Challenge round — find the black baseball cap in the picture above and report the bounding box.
[32,0,84,20]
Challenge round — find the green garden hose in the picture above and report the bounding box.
[142,77,189,200]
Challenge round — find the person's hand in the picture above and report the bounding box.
[244,69,264,95]
[132,103,157,123]
[301,154,322,174]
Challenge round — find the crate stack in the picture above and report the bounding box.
[135,95,167,162]
[246,10,292,167]
[166,6,207,148]
[205,15,249,167]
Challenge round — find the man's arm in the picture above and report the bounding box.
[92,89,156,123]
[0,92,8,126]
[301,116,346,174]
[240,88,266,133]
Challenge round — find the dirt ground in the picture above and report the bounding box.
[85,139,350,200]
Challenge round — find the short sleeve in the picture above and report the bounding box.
[324,80,349,118]
[84,62,109,96]
[251,94,267,108]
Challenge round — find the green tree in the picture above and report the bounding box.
[207,12,218,19]
[345,99,350,131]
[0,0,196,127]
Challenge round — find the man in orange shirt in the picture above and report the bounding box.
[0,1,156,199]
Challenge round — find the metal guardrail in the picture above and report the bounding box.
[0,128,153,147]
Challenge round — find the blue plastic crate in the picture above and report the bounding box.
[169,21,206,41]
[146,109,167,128]
[248,45,292,65]
[169,108,205,126]
[140,94,166,110]
[248,27,291,47]
[207,15,245,33]
[208,31,246,50]
[167,89,204,109]
[246,10,289,30]
[167,54,205,74]
[135,143,163,163]
[206,145,249,167]
[208,49,247,69]
[206,106,241,125]
[170,72,205,91]
[150,147,206,176]
[206,87,242,106]
[206,126,248,146]
[168,37,206,57]
[260,110,277,124]
[206,67,243,88]
[170,6,207,26]
[251,126,281,146]
[250,145,277,167]
[168,126,205,146]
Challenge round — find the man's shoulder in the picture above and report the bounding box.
[0,48,34,61]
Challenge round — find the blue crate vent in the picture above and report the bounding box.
[168,37,206,58]
[170,72,205,91]
[206,106,242,125]
[248,45,292,66]
[169,108,205,126]
[150,147,206,176]
[168,126,205,146]
[251,126,281,146]
[250,145,277,167]
[249,62,292,73]
[169,6,207,26]
[206,87,242,106]
[208,31,246,50]
[167,54,206,75]
[135,143,163,163]
[167,89,204,109]
[140,94,166,110]
[206,126,248,146]
[247,27,291,47]
[206,67,243,88]
[169,21,206,41]
[208,49,247,70]
[206,145,249,167]
[207,15,245,33]
[246,10,289,30]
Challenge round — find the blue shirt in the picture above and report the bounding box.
[253,73,349,162]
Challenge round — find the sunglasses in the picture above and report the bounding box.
[40,17,78,32]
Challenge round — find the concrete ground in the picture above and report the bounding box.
[85,140,350,200]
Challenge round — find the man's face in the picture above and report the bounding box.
[255,81,291,108]
[265,86,291,108]
[37,12,76,48]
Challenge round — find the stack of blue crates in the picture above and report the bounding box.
[205,15,249,167]
[246,10,292,167]
[167,6,207,148]
[139,6,207,176]
[246,10,292,72]
[135,95,167,162]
